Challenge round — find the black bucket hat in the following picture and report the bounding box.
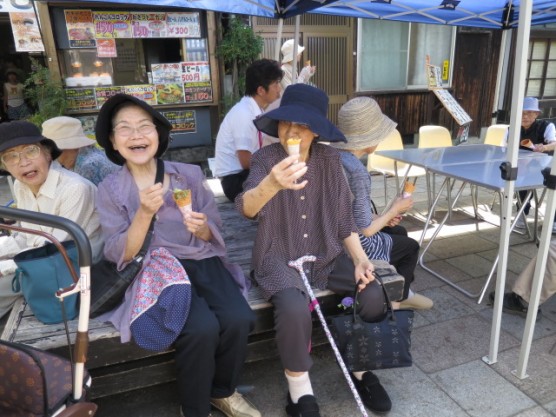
[0,121,61,174]
[254,84,346,143]
[95,94,173,165]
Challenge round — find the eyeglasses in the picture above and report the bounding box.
[1,144,41,167]
[113,123,157,138]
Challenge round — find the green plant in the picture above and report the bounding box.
[23,57,67,127]
[217,16,263,103]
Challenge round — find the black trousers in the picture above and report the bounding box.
[175,257,255,417]
[220,169,250,202]
[388,233,420,300]
[271,252,386,372]
[518,190,556,221]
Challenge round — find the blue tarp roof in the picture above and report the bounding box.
[314,0,556,29]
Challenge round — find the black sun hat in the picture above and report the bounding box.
[254,84,346,143]
[95,94,173,165]
[0,121,61,174]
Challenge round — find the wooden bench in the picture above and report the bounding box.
[1,193,341,399]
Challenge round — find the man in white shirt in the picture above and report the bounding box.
[214,59,283,201]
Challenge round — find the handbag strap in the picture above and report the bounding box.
[136,159,165,259]
[351,271,396,324]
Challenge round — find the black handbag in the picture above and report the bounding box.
[90,158,164,318]
[330,273,414,371]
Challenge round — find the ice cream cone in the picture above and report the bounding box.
[173,188,192,218]
[287,138,301,162]
[402,182,415,198]
[521,139,535,150]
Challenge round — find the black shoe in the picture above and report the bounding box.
[351,371,392,413]
[285,394,321,417]
[488,292,542,321]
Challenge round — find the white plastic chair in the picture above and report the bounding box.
[484,124,509,146]
[418,125,454,216]
[368,129,426,205]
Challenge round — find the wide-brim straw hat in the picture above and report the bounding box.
[95,94,172,165]
[254,84,346,143]
[42,116,96,149]
[0,120,61,174]
[281,39,305,63]
[523,97,541,113]
[332,97,397,150]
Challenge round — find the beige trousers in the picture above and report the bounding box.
[513,240,556,304]
[0,272,21,319]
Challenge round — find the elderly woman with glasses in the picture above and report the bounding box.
[0,120,102,319]
[94,94,260,417]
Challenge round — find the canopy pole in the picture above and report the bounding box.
[483,0,532,366]
[514,155,556,379]
[292,15,300,84]
[275,18,284,62]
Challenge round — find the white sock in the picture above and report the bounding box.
[407,289,415,298]
[285,371,313,403]
[352,371,365,381]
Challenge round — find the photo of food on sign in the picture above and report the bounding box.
[156,83,184,105]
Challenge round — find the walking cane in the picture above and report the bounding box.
[289,255,368,417]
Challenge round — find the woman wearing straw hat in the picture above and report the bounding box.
[237,84,392,416]
[42,116,118,186]
[333,97,433,310]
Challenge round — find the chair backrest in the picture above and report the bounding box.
[484,124,509,146]
[368,129,404,173]
[418,125,452,148]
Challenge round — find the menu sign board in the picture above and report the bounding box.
[93,11,132,39]
[432,89,472,126]
[96,38,117,58]
[124,85,157,105]
[166,12,200,38]
[151,63,182,84]
[66,88,97,111]
[131,12,168,38]
[65,10,96,48]
[184,85,212,104]
[156,84,184,105]
[9,12,44,52]
[95,86,124,107]
[162,110,196,133]
[181,61,210,84]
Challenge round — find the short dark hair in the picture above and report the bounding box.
[245,59,283,97]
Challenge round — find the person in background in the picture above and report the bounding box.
[42,116,118,186]
[237,84,391,416]
[333,97,433,310]
[0,121,102,319]
[214,59,283,202]
[515,97,556,232]
[280,39,316,91]
[95,94,260,417]
[3,71,30,121]
[490,239,556,319]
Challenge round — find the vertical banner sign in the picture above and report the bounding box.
[9,12,44,52]
[93,11,132,38]
[65,10,96,48]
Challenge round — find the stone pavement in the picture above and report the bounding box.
[2,152,556,416]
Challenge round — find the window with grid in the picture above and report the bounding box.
[526,38,556,98]
[356,19,455,91]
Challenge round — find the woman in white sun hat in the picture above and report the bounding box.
[333,96,433,310]
[42,116,118,186]
[280,39,316,91]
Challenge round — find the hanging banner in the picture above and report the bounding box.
[131,12,167,38]
[93,11,132,39]
[65,10,96,48]
[9,11,44,52]
[166,12,201,38]
[96,38,117,58]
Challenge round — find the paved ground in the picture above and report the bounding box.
[2,140,556,417]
